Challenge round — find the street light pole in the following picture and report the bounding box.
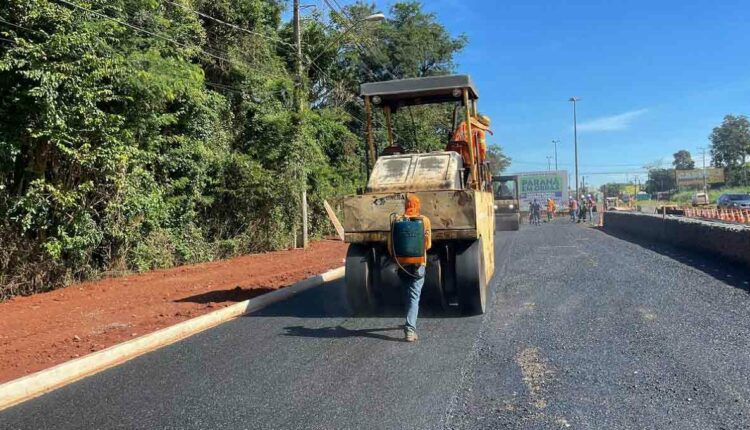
[569,97,581,199]
[293,6,384,249]
[292,0,307,248]
[703,149,707,192]
[552,139,559,171]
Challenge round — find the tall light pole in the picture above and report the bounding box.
[698,146,708,192]
[552,139,559,171]
[569,97,581,198]
[546,156,552,171]
[293,4,384,248]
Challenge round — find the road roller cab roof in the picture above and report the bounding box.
[359,75,478,110]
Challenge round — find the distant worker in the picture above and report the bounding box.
[390,194,432,342]
[569,198,578,222]
[578,195,587,223]
[447,114,493,166]
[587,194,596,226]
[529,199,541,225]
[546,198,556,222]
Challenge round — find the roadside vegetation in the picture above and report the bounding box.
[0,0,509,299]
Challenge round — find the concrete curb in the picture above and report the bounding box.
[0,266,345,411]
[603,211,750,266]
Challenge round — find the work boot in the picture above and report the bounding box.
[404,329,418,342]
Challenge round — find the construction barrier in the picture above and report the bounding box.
[603,212,750,267]
[682,207,750,224]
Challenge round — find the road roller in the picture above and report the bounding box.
[342,75,495,315]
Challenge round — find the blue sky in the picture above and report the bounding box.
[320,0,750,187]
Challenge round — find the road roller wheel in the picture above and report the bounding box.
[422,253,448,311]
[456,239,487,315]
[345,244,376,315]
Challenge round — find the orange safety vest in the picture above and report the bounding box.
[450,119,491,163]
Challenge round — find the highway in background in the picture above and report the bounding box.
[3,221,750,429]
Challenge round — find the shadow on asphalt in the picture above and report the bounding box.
[247,279,465,319]
[282,325,405,342]
[174,286,275,304]
[599,228,750,293]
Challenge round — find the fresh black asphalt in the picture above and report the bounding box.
[3,220,750,429]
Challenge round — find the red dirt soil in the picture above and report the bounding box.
[0,240,346,384]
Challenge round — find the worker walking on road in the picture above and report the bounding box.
[393,194,432,342]
[578,195,587,223]
[587,194,596,226]
[569,198,578,222]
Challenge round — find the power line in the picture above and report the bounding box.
[163,0,295,50]
[0,16,42,35]
[53,0,237,66]
[320,0,396,81]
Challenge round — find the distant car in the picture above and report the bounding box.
[691,192,710,206]
[716,193,750,209]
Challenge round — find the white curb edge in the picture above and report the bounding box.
[0,266,345,411]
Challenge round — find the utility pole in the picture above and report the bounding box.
[569,97,581,199]
[581,175,585,196]
[703,148,707,193]
[293,0,308,248]
[552,139,559,171]
[546,156,552,171]
[293,0,303,116]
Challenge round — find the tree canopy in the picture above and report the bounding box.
[672,150,695,170]
[644,169,676,194]
[710,114,750,185]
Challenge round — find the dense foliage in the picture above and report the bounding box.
[710,114,750,186]
[0,0,507,298]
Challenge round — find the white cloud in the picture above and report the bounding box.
[577,109,648,133]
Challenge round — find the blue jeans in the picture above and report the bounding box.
[402,264,426,332]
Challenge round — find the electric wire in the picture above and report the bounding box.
[53,0,236,66]
[0,16,43,35]
[163,0,296,50]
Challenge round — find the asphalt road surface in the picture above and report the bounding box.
[3,220,750,429]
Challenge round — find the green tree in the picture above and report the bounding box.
[644,169,676,194]
[710,114,750,185]
[487,144,511,175]
[672,150,695,170]
[600,183,625,197]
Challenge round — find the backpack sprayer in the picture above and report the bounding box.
[388,213,425,278]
